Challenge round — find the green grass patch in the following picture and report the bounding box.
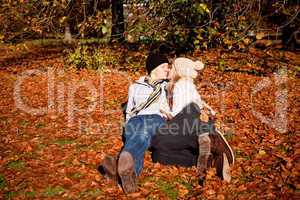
[174,177,193,191]
[61,159,73,167]
[4,191,19,200]
[42,186,65,197]
[37,143,47,151]
[252,165,264,176]
[276,144,290,154]
[18,119,29,128]
[142,176,156,183]
[224,130,235,141]
[0,173,7,189]
[53,139,75,146]
[90,140,106,149]
[78,188,102,198]
[76,144,90,151]
[7,160,26,171]
[20,151,37,159]
[76,140,105,152]
[235,149,251,160]
[238,173,254,184]
[156,179,178,200]
[25,191,35,199]
[35,122,45,129]
[69,172,82,180]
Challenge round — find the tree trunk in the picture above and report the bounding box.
[111,0,125,43]
[63,25,73,44]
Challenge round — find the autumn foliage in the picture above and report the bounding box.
[0,42,299,199]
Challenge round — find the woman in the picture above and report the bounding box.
[151,57,235,183]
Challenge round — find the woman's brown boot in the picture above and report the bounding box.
[197,133,211,184]
[209,130,235,182]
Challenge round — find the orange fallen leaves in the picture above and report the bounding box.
[0,46,299,199]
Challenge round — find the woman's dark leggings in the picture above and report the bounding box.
[150,103,215,167]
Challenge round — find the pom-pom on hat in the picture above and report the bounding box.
[146,52,169,74]
[173,57,204,79]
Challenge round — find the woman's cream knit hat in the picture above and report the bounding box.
[173,57,204,79]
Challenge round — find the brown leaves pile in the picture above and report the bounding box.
[0,45,299,199]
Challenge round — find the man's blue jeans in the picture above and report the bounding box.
[123,114,165,176]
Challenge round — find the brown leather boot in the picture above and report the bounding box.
[117,151,138,194]
[214,152,231,182]
[99,155,118,183]
[209,129,235,182]
[210,130,234,164]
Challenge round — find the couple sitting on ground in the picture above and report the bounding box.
[99,52,235,194]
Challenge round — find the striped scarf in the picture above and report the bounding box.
[128,77,164,116]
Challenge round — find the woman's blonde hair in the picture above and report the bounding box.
[166,62,180,111]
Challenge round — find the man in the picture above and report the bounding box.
[101,52,170,193]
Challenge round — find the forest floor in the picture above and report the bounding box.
[0,43,299,199]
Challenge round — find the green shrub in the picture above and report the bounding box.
[66,45,117,71]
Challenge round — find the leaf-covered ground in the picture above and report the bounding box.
[0,44,299,199]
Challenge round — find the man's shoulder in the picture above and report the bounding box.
[129,76,148,89]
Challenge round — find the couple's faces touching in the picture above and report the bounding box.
[150,63,176,81]
[167,64,176,81]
